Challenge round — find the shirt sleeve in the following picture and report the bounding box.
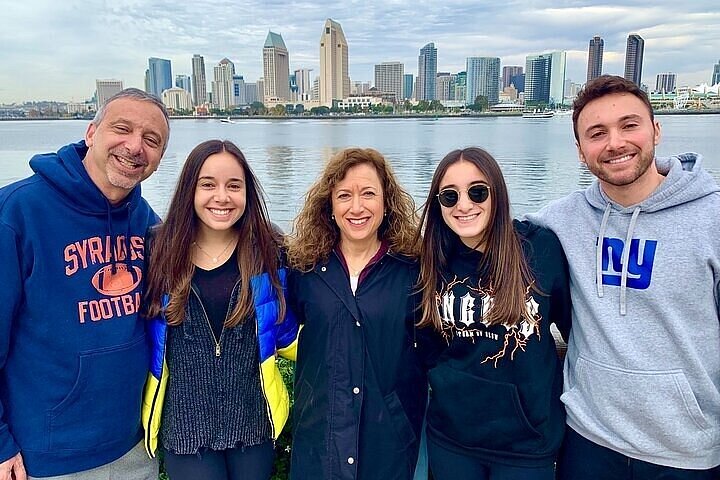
[0,223,22,463]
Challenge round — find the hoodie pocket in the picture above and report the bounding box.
[47,335,147,451]
[427,363,541,451]
[563,356,714,456]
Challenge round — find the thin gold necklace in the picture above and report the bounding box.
[193,237,235,263]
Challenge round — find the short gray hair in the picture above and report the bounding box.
[93,88,171,151]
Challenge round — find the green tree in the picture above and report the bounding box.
[469,95,488,112]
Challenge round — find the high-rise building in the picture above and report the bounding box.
[624,34,645,86]
[510,73,525,93]
[175,75,191,93]
[191,54,208,106]
[95,79,123,109]
[351,81,371,96]
[374,62,404,103]
[435,72,453,101]
[417,43,437,101]
[257,78,265,103]
[466,57,501,105]
[147,57,172,98]
[712,60,720,86]
[233,75,246,106]
[655,73,676,94]
[502,66,523,89]
[525,51,566,106]
[319,19,350,106]
[295,69,313,101]
[454,72,467,103]
[212,58,235,111]
[403,74,414,100]
[244,83,258,105]
[587,35,604,82]
[263,31,290,103]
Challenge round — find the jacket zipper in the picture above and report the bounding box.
[190,281,239,357]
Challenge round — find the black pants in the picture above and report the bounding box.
[427,436,555,480]
[164,441,275,480]
[557,428,719,480]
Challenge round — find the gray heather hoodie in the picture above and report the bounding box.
[527,153,720,469]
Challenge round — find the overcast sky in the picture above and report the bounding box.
[2,0,719,103]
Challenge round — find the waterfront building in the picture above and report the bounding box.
[95,79,123,108]
[374,62,404,103]
[257,78,265,103]
[244,83,258,105]
[162,87,192,113]
[587,35,604,82]
[417,43,437,101]
[175,75,191,94]
[66,102,96,116]
[212,58,235,111]
[263,31,290,103]
[351,81,371,96]
[466,57,501,106]
[525,51,566,106]
[295,68,313,101]
[191,54,208,106]
[655,73,677,94]
[454,71,467,103]
[233,75,246,106]
[319,19,350,107]
[147,57,172,98]
[510,73,525,93]
[435,72,453,101]
[712,60,720,86]
[502,66,523,89]
[403,73,414,100]
[624,34,644,86]
[337,96,382,110]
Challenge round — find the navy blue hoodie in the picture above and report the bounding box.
[0,141,158,476]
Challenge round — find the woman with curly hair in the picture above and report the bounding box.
[286,147,427,480]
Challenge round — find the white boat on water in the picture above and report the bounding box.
[522,110,555,118]
[220,116,236,124]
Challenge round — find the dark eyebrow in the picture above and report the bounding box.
[585,113,643,133]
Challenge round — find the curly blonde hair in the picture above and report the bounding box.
[286,147,417,271]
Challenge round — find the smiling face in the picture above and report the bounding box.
[576,92,662,203]
[193,151,246,237]
[331,162,385,248]
[439,160,493,250]
[84,97,169,204]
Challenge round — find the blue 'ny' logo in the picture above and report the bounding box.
[600,237,658,290]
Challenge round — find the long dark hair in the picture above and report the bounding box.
[416,147,534,329]
[144,139,286,327]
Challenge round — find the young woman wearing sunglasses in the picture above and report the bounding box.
[416,147,572,480]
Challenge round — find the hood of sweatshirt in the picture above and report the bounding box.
[29,140,143,216]
[584,153,719,315]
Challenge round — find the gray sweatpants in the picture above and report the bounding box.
[29,441,157,480]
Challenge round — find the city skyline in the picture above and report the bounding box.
[2,1,719,103]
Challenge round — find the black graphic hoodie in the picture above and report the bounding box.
[426,220,571,467]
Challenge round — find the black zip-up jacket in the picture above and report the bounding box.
[426,220,571,467]
[288,250,427,480]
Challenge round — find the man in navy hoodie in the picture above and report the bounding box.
[0,88,170,479]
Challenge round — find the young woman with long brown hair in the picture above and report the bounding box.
[285,147,427,480]
[140,140,299,480]
[416,147,571,480]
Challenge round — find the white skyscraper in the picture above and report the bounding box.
[263,31,290,103]
[95,79,123,109]
[212,58,235,111]
[295,69,313,102]
[374,62,404,103]
[191,54,208,106]
[319,19,350,106]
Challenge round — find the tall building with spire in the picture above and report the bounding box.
[319,19,349,107]
[191,54,208,106]
[624,34,645,86]
[587,35,604,83]
[263,31,290,103]
[417,43,437,101]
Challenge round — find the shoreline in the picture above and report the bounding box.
[3,108,719,121]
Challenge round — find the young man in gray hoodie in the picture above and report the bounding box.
[527,75,720,479]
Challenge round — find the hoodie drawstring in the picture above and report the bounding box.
[619,207,641,316]
[596,204,612,298]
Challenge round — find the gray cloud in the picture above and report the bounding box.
[1,0,718,102]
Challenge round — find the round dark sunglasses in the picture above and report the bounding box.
[437,184,490,208]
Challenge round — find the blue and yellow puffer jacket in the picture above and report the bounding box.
[141,268,299,457]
